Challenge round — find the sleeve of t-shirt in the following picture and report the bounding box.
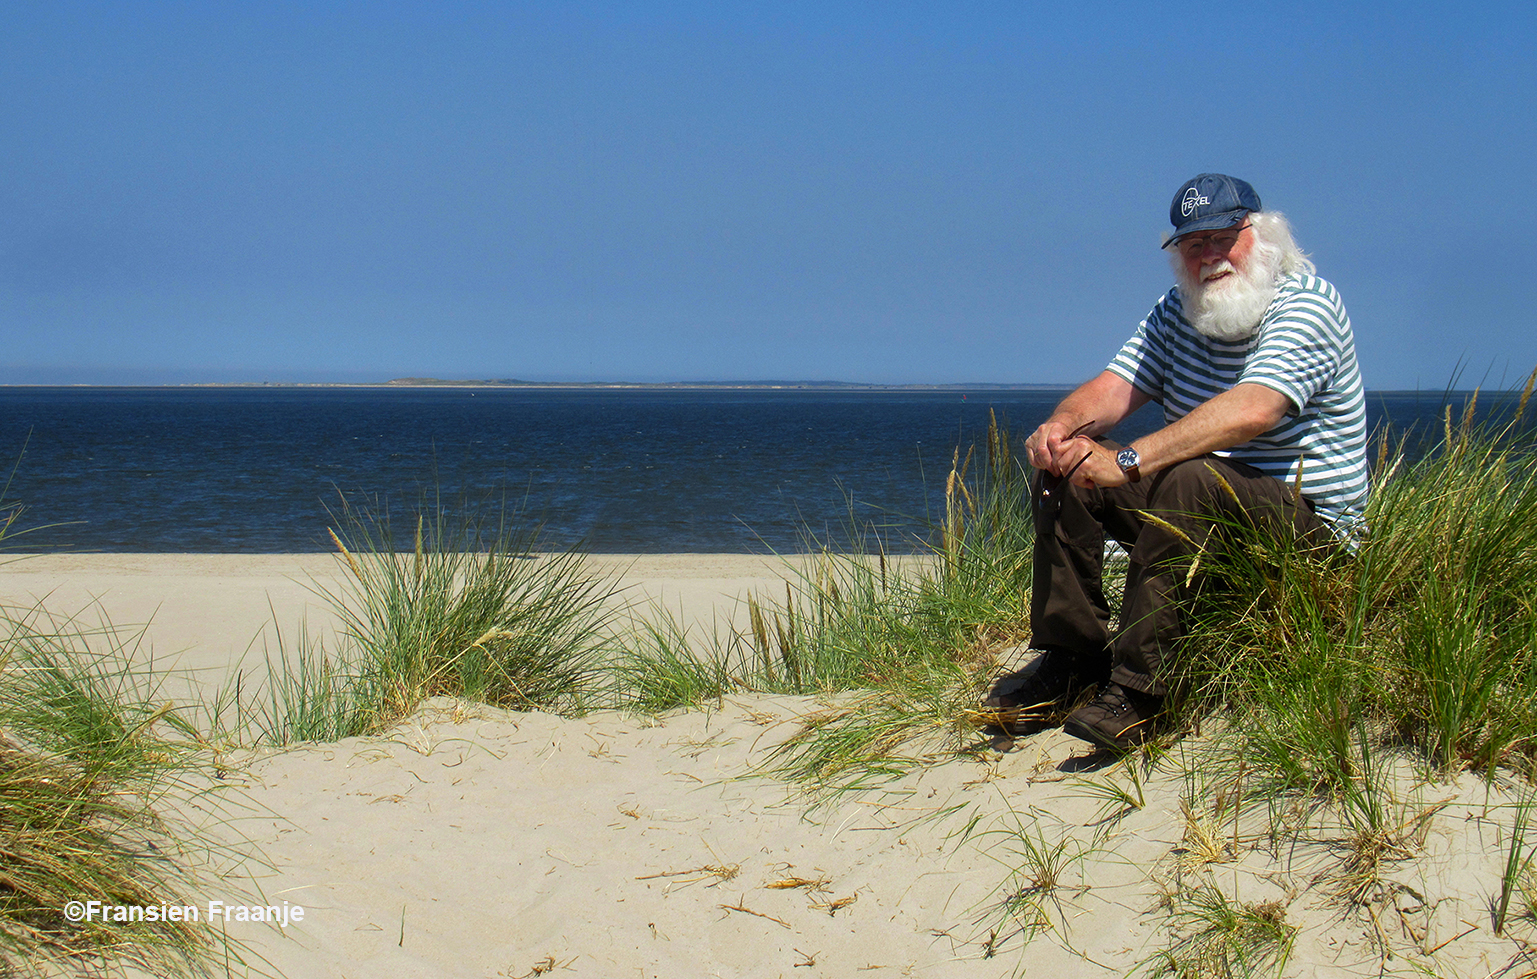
[1238,289,1343,414]
[1105,297,1171,402]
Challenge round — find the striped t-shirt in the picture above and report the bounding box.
[1106,272,1369,538]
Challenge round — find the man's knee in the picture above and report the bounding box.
[1146,456,1313,543]
[1144,457,1230,510]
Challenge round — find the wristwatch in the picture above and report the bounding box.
[1116,446,1142,483]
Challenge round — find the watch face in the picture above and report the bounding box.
[1117,448,1140,470]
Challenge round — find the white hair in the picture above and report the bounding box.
[1246,210,1315,277]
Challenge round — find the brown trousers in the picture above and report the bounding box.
[1029,449,1333,697]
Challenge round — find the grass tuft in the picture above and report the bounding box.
[751,411,1037,792]
[607,605,741,714]
[973,804,1099,961]
[0,605,232,977]
[1495,779,1537,935]
[1145,883,1295,979]
[246,493,620,742]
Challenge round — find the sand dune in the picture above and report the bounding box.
[2,554,1531,978]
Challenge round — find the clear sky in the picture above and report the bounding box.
[3,1,1533,389]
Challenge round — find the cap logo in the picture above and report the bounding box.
[1180,187,1210,217]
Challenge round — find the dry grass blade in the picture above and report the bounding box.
[510,954,575,978]
[1517,364,1537,423]
[1177,799,1233,872]
[1135,509,1200,548]
[811,894,858,915]
[1328,796,1445,907]
[765,876,831,892]
[719,898,793,928]
[636,864,741,884]
[328,526,365,581]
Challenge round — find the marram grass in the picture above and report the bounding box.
[0,605,235,978]
[761,414,1040,791]
[1177,377,1537,783]
[613,410,1040,792]
[248,494,621,743]
[607,603,743,714]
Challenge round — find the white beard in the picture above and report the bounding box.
[1174,241,1283,342]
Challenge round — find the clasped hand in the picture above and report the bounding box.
[1024,420,1129,489]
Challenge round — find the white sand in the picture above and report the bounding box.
[2,554,1532,978]
[0,552,796,694]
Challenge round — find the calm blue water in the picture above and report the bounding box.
[0,387,1523,552]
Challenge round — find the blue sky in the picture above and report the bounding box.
[2,1,1533,389]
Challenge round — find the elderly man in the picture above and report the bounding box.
[992,173,1369,753]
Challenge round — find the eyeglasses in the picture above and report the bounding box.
[1172,224,1250,260]
[1037,420,1095,517]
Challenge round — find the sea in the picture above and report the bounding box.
[0,386,1524,553]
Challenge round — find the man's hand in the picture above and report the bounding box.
[1065,439,1129,489]
[1026,372,1149,475]
[1025,419,1091,475]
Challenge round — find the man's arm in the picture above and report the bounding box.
[1025,371,1150,474]
[1068,382,1292,488]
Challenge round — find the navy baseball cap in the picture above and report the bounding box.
[1163,173,1262,248]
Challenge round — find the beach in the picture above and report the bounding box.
[0,553,797,693]
[1,553,1531,978]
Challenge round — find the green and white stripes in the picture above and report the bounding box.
[1109,273,1369,538]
